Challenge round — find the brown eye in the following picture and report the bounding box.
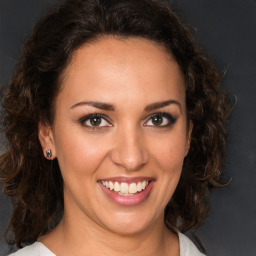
[79,113,112,128]
[90,117,102,126]
[152,115,163,126]
[144,112,177,127]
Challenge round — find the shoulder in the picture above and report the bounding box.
[8,242,55,256]
[178,232,206,256]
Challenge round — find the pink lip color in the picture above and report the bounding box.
[99,180,154,206]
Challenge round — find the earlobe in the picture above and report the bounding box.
[38,122,56,160]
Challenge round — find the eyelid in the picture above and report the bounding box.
[144,112,177,127]
[79,113,113,128]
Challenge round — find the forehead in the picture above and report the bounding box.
[58,36,185,109]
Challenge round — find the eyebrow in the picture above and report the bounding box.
[70,101,115,111]
[144,100,182,112]
[70,99,181,112]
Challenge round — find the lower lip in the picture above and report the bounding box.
[99,181,154,206]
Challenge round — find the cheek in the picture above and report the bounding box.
[146,134,186,211]
[53,129,109,179]
[148,130,187,171]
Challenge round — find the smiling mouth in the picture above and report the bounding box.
[100,180,150,196]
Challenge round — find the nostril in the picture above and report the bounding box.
[109,132,149,171]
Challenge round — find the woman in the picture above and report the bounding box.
[0,0,231,255]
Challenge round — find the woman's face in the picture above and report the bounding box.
[39,37,191,235]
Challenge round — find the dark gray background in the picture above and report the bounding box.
[0,0,256,255]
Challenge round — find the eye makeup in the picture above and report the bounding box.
[144,112,177,128]
[78,113,112,128]
[77,111,177,131]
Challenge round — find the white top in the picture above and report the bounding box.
[9,232,205,256]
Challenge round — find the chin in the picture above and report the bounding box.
[100,210,159,236]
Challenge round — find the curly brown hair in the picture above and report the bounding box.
[0,0,232,248]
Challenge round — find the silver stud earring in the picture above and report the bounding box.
[46,149,52,158]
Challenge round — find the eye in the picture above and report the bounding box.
[144,113,177,127]
[79,113,112,128]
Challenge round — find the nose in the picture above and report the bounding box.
[109,127,149,172]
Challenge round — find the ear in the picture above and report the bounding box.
[185,120,193,157]
[38,122,56,160]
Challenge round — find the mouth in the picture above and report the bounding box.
[100,180,150,196]
[98,178,154,206]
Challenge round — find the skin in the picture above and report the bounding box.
[39,37,192,256]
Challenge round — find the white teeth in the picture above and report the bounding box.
[114,182,120,192]
[109,181,114,190]
[101,180,150,195]
[120,182,129,194]
[142,181,146,190]
[129,183,137,194]
[137,182,142,191]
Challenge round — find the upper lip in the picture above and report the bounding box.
[98,176,155,184]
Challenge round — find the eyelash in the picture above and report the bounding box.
[144,112,177,128]
[78,112,177,129]
[79,113,112,129]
